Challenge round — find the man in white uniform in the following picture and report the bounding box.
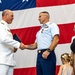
[0,9,25,75]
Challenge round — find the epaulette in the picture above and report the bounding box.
[0,22,4,25]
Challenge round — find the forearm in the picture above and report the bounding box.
[25,43,37,50]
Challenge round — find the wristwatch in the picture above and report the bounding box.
[47,48,52,53]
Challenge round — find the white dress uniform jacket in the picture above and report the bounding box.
[0,20,20,66]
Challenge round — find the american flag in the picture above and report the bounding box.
[0,0,75,75]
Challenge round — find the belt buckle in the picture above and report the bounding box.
[38,50,41,53]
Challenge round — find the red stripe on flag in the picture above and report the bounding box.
[11,26,40,44]
[14,67,36,75]
[36,0,75,7]
[11,22,75,44]
[14,66,60,75]
[59,23,75,44]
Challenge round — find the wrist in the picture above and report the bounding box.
[47,48,52,53]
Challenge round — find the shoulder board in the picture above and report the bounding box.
[0,22,4,25]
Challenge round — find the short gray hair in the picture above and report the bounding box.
[2,9,11,17]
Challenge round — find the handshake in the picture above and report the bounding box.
[19,42,27,50]
[13,34,28,52]
[13,34,26,52]
[14,42,27,52]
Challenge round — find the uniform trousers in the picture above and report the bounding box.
[0,64,14,75]
[36,50,56,75]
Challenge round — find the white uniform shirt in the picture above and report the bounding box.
[0,20,20,66]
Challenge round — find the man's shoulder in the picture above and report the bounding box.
[48,22,58,28]
[72,36,75,39]
[0,21,5,25]
[0,21,6,29]
[0,20,7,25]
[71,36,75,41]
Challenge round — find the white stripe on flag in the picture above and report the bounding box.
[14,43,71,68]
[5,3,75,29]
